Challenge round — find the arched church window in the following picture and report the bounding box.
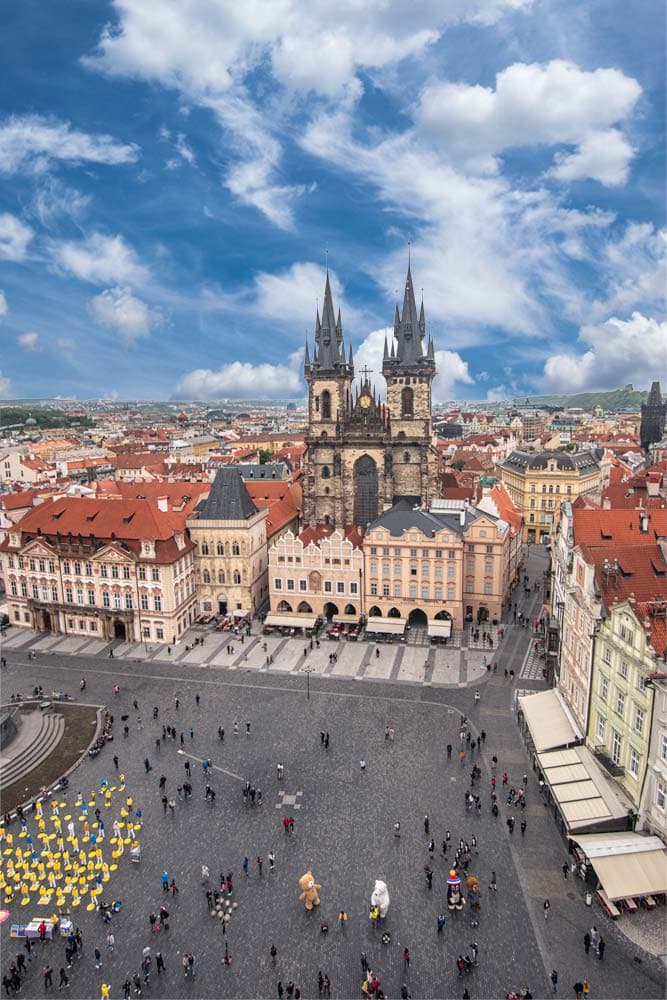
[218,570,225,584]
[401,387,414,417]
[202,570,210,584]
[321,390,331,419]
[216,541,224,555]
[322,466,330,478]
[233,570,241,585]
[404,451,410,463]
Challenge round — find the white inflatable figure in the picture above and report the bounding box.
[370,879,390,918]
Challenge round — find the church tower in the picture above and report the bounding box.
[303,271,355,525]
[640,381,666,452]
[382,258,439,505]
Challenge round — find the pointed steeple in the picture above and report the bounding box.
[348,342,354,372]
[312,269,350,374]
[303,338,311,376]
[392,251,428,368]
[383,335,389,361]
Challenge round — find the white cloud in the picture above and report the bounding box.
[51,233,149,285]
[352,327,472,402]
[84,0,531,228]
[0,371,12,398]
[89,286,163,346]
[0,114,139,174]
[591,223,667,320]
[0,213,33,261]
[18,331,41,352]
[175,362,303,400]
[31,177,92,228]
[540,312,667,393]
[0,290,7,318]
[486,385,509,401]
[174,133,196,166]
[417,60,641,185]
[550,129,634,187]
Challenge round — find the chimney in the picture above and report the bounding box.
[157,496,169,512]
[459,509,465,527]
[639,512,649,534]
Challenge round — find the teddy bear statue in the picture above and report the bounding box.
[298,871,322,909]
[370,879,390,918]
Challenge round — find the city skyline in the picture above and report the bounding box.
[0,0,664,402]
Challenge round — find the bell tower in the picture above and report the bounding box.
[303,270,354,525]
[382,254,439,506]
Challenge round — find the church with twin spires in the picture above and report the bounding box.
[302,262,441,529]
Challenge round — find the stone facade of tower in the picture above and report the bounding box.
[640,381,666,452]
[302,265,440,529]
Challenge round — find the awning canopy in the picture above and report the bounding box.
[264,613,316,629]
[332,614,360,624]
[571,833,667,901]
[536,745,630,833]
[365,617,406,635]
[519,688,581,751]
[232,609,250,618]
[428,621,453,638]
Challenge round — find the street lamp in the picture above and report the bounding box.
[301,663,315,700]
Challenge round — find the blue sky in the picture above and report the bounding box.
[0,0,664,402]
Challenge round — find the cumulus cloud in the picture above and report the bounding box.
[417,60,640,185]
[175,362,303,400]
[18,331,41,352]
[89,286,163,346]
[540,312,667,393]
[51,233,149,285]
[0,290,7,318]
[0,213,33,261]
[0,114,139,174]
[591,223,667,320]
[0,371,12,398]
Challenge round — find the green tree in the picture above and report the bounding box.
[258,448,272,464]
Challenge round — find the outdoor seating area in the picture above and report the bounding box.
[263,613,320,637]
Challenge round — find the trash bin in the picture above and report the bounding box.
[585,892,592,907]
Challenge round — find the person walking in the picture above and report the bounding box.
[242,856,249,877]
[562,862,569,879]
[155,953,165,975]
[489,871,497,892]
[597,936,605,961]
[550,970,558,993]
[520,819,527,836]
[543,898,551,920]
[318,970,324,995]
[43,966,54,989]
[95,948,102,969]
[394,821,401,837]
[270,944,277,966]
[403,947,410,970]
[268,850,275,871]
[424,815,429,835]
[106,931,114,952]
[58,967,70,990]
[583,931,591,955]
[590,926,599,954]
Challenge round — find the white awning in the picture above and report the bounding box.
[232,609,250,618]
[519,688,581,751]
[332,614,360,624]
[428,621,452,638]
[536,745,630,833]
[264,613,316,629]
[365,617,406,635]
[571,833,667,901]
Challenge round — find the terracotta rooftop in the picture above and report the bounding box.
[572,508,667,547]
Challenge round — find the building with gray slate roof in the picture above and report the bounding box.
[187,467,268,617]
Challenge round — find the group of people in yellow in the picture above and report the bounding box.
[0,775,141,913]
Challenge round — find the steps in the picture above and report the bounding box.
[0,710,65,792]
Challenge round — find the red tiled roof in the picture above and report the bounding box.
[488,482,523,534]
[94,479,209,513]
[245,481,300,538]
[1,496,193,564]
[573,508,667,547]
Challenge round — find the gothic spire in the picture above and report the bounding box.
[394,256,425,367]
[303,338,311,375]
[310,269,350,374]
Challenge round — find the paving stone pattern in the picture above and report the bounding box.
[1,547,665,1000]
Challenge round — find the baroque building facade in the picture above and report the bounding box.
[302,264,440,530]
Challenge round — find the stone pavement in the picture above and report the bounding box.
[1,625,490,691]
[1,547,665,1000]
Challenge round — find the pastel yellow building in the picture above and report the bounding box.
[497,449,600,544]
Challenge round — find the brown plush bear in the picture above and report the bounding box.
[298,871,321,909]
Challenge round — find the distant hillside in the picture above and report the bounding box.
[513,385,649,412]
[0,407,94,429]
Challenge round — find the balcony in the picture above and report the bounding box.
[593,747,625,778]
